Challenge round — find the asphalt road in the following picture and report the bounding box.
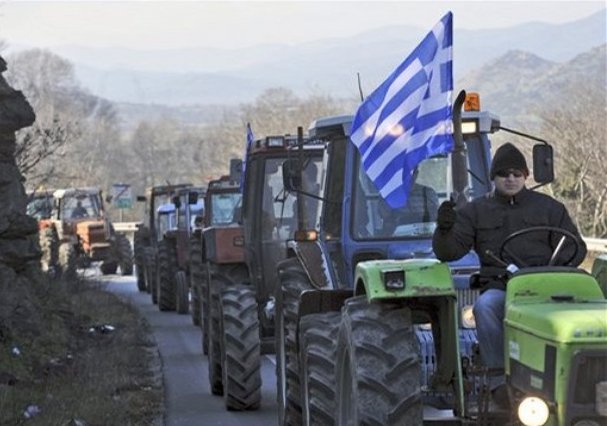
[103,272,279,426]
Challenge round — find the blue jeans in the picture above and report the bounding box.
[474,289,506,389]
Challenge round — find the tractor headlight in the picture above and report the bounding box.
[461,305,476,328]
[518,396,549,426]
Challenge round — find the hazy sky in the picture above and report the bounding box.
[1,1,605,50]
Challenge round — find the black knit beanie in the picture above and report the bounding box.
[490,143,529,179]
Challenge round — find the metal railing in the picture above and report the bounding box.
[583,237,607,253]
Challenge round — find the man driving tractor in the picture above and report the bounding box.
[432,142,587,408]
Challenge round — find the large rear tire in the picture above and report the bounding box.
[276,257,312,425]
[300,311,341,426]
[115,233,134,276]
[207,263,249,396]
[158,240,177,311]
[189,234,203,327]
[134,231,146,291]
[336,296,422,426]
[100,261,117,275]
[175,270,189,314]
[39,227,59,273]
[219,285,261,410]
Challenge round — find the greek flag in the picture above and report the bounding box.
[241,122,255,190]
[350,12,454,209]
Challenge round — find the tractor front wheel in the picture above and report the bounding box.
[336,296,422,426]
[275,257,312,425]
[299,311,341,426]
[58,242,77,280]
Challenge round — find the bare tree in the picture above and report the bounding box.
[539,85,607,237]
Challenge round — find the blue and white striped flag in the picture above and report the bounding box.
[241,122,255,190]
[350,12,454,209]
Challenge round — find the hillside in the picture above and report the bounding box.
[457,44,607,125]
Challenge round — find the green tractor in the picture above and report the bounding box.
[332,89,607,424]
[338,227,607,425]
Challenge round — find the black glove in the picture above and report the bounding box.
[437,200,457,231]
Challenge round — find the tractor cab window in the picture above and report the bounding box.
[189,200,204,229]
[63,194,100,219]
[210,192,242,226]
[156,207,176,239]
[27,196,53,220]
[262,158,295,240]
[262,156,323,239]
[352,155,450,240]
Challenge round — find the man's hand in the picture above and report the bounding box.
[437,200,456,231]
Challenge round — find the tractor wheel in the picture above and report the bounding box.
[175,270,189,315]
[143,247,158,303]
[39,227,59,273]
[275,257,312,425]
[115,233,134,276]
[336,296,422,426]
[100,260,118,275]
[58,242,77,280]
[158,240,177,311]
[189,234,203,327]
[207,263,249,396]
[299,311,341,426]
[219,285,261,410]
[134,233,146,291]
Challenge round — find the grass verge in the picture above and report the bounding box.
[0,269,163,425]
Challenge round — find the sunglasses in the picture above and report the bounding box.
[496,169,524,178]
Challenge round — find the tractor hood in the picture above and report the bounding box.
[506,300,607,344]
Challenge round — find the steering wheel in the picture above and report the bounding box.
[499,226,581,268]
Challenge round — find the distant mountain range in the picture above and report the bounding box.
[458,44,606,124]
[33,9,605,106]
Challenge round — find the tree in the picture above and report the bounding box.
[539,85,607,237]
[5,49,119,189]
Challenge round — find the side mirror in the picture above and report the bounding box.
[136,195,146,202]
[282,159,301,192]
[188,192,198,204]
[532,144,554,184]
[230,159,243,184]
[172,195,182,209]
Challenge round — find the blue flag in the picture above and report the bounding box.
[241,122,254,190]
[350,12,454,209]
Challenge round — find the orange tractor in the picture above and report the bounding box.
[52,187,133,275]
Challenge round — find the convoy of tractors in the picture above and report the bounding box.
[27,91,607,426]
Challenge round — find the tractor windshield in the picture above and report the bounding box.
[352,155,450,240]
[62,194,101,220]
[210,192,242,226]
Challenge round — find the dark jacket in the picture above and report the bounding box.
[433,187,587,291]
